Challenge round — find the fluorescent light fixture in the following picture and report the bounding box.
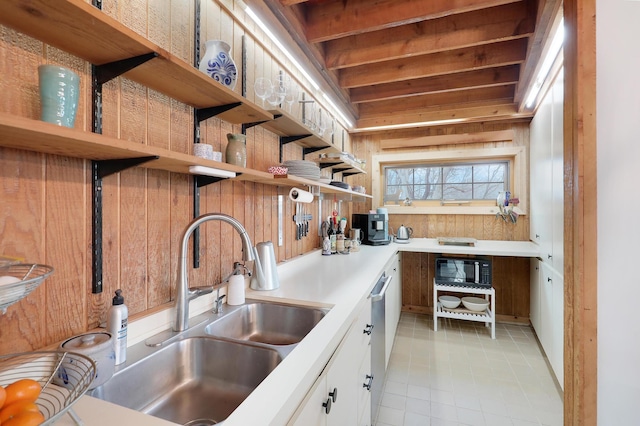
[188,165,236,179]
[356,118,466,132]
[245,7,320,91]
[322,93,354,129]
[525,18,564,108]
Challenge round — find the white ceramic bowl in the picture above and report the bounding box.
[461,296,489,312]
[439,295,461,309]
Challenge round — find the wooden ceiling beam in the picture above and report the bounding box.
[279,0,309,5]
[358,86,516,116]
[339,38,528,88]
[305,0,523,42]
[325,2,534,70]
[356,102,526,129]
[380,129,515,149]
[350,65,521,104]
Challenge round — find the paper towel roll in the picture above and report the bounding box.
[289,187,314,203]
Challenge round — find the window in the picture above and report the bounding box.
[384,161,508,204]
[371,146,526,215]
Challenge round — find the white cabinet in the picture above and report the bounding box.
[529,258,541,331]
[288,300,372,425]
[529,67,564,389]
[384,252,402,368]
[530,67,564,273]
[530,259,564,389]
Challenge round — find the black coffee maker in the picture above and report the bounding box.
[352,213,390,246]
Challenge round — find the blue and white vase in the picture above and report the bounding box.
[199,40,237,90]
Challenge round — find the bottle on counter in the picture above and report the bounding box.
[328,219,337,254]
[107,289,128,365]
[227,262,246,306]
[336,226,345,253]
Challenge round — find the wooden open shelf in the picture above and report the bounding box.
[0,0,271,125]
[316,157,366,176]
[0,113,371,200]
[262,108,335,150]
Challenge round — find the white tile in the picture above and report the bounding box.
[406,397,431,416]
[457,407,486,426]
[430,389,456,406]
[454,394,482,411]
[430,401,458,422]
[483,412,514,426]
[406,384,431,401]
[377,406,406,426]
[403,411,431,426]
[385,380,409,396]
[382,392,407,410]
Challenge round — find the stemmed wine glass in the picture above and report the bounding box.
[254,77,273,107]
[284,81,299,113]
[317,107,328,136]
[267,84,286,108]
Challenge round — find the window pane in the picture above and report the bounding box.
[443,166,472,183]
[473,164,505,183]
[414,184,442,200]
[473,183,504,199]
[443,183,472,199]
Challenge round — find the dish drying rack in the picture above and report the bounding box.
[0,263,54,314]
[0,351,96,425]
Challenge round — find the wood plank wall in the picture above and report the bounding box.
[0,0,349,354]
[401,252,530,322]
[349,122,531,317]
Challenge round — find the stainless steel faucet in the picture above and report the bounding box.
[174,213,255,332]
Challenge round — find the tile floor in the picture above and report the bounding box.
[375,313,563,426]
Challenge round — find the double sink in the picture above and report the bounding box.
[92,300,329,425]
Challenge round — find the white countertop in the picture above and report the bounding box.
[64,238,539,425]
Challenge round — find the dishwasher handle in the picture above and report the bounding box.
[370,275,393,302]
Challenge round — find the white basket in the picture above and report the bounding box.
[0,263,54,314]
[0,351,96,425]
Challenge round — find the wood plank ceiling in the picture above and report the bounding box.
[246,0,561,132]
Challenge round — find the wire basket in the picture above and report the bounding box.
[0,263,54,314]
[0,351,96,425]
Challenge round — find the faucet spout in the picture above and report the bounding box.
[174,213,255,332]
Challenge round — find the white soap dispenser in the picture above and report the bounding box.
[227,262,247,306]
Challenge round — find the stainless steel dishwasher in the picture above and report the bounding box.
[370,272,392,420]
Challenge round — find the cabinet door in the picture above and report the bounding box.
[539,262,554,355]
[326,301,371,425]
[384,254,401,368]
[538,261,564,388]
[357,346,372,425]
[549,266,564,389]
[288,375,327,426]
[529,91,553,248]
[550,68,565,273]
[530,258,541,332]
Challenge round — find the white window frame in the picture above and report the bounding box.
[371,146,527,215]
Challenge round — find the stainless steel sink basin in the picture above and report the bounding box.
[204,301,328,346]
[95,337,282,425]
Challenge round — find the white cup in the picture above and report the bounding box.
[212,151,222,162]
[194,143,213,159]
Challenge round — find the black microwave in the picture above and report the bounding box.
[435,257,492,288]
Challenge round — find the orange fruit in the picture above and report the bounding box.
[2,410,45,426]
[3,380,40,407]
[0,385,6,408]
[0,401,40,423]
